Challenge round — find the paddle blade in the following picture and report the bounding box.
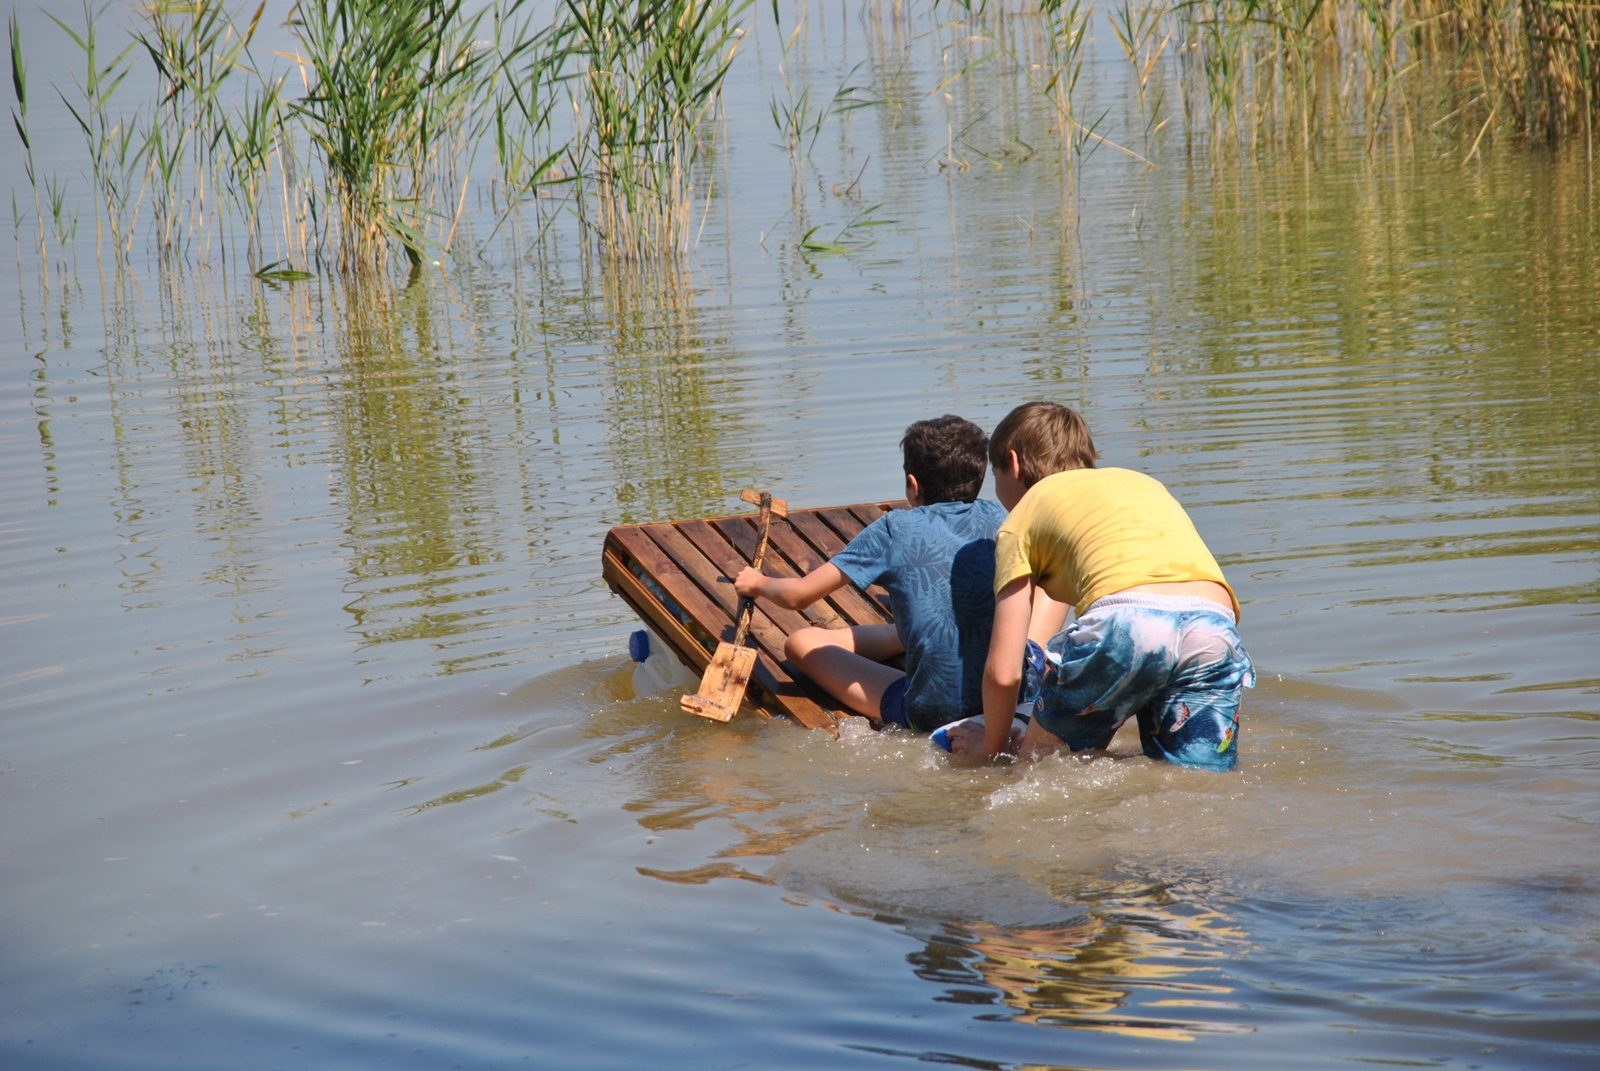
[680,642,758,722]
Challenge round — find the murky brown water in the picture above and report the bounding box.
[2,5,1597,1069]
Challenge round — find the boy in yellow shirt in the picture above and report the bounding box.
[947,401,1254,770]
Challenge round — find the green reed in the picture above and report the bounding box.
[13,1,1593,277]
[1108,0,1172,147]
[10,0,755,274]
[218,78,290,270]
[49,0,146,260]
[770,7,812,186]
[9,13,44,262]
[1039,0,1093,153]
[138,0,264,261]
[1165,1,1600,153]
[927,1,1598,158]
[564,0,751,261]
[484,2,573,247]
[286,0,496,273]
[767,2,875,194]
[938,0,1146,170]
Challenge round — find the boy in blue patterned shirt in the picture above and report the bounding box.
[733,415,1009,733]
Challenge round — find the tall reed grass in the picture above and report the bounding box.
[49,1,145,259]
[932,1,1599,159]
[8,2,1596,275]
[287,0,496,272]
[139,0,263,259]
[10,0,758,272]
[564,0,751,261]
[9,12,46,263]
[1167,0,1600,156]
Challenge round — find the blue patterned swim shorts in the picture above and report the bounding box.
[1032,593,1255,771]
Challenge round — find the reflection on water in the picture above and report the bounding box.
[333,279,515,656]
[594,672,1597,1063]
[599,265,761,526]
[912,890,1251,1043]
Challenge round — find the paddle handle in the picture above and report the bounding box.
[729,492,772,648]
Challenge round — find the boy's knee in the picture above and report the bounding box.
[784,626,827,665]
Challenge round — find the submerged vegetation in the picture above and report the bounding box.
[7,0,1598,275]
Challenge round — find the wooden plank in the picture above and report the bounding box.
[749,518,896,631]
[676,521,809,667]
[785,500,897,559]
[707,511,905,673]
[672,518,848,731]
[607,522,839,733]
[603,501,932,735]
[848,503,893,530]
[779,511,897,619]
[814,505,872,541]
[677,518,797,622]
[706,515,853,629]
[784,509,852,559]
[647,523,792,663]
[607,527,729,647]
[754,516,828,575]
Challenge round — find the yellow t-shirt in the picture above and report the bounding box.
[993,467,1240,617]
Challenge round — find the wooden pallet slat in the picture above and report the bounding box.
[602,499,908,734]
[638,525,791,659]
[756,522,873,629]
[785,509,853,558]
[810,507,895,614]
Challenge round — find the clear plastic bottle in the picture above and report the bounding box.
[628,627,697,696]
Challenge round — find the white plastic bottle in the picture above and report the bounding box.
[628,627,697,696]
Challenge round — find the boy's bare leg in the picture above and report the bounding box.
[786,624,904,720]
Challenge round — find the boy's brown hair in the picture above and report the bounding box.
[901,415,989,504]
[989,401,1097,486]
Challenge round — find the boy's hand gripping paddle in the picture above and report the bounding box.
[680,491,779,722]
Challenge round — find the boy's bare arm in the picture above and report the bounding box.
[974,577,1033,758]
[734,562,846,612]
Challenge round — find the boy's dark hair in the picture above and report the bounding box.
[989,401,1097,486]
[901,415,989,504]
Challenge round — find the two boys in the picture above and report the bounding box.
[735,402,1253,771]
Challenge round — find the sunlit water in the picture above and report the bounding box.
[2,5,1597,1069]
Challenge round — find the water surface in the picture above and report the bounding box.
[2,5,1597,1069]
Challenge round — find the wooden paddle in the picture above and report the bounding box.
[680,491,779,722]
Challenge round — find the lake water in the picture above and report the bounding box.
[2,4,1597,1069]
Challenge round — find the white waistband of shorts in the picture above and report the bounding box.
[1084,592,1237,622]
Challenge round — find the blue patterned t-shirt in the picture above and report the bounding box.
[830,499,1006,732]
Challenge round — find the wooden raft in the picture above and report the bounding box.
[601,499,907,735]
